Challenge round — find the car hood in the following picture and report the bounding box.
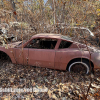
[87,46,100,53]
[76,42,100,53]
[8,41,22,48]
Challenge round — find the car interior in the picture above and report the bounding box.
[25,38,57,49]
[59,40,72,49]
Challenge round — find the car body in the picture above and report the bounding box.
[0,33,100,74]
[64,27,94,36]
[51,26,95,40]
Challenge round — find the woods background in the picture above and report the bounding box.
[0,0,100,33]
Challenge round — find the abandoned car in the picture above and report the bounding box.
[51,26,95,43]
[0,33,100,74]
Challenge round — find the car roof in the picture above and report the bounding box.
[34,33,61,38]
[62,27,94,36]
[65,26,88,29]
[33,33,72,41]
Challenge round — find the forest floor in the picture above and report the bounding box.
[0,60,100,100]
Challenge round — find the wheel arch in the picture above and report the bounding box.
[0,50,12,62]
[66,58,94,71]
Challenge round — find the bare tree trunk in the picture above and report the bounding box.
[61,2,66,23]
[10,0,17,21]
[53,0,56,25]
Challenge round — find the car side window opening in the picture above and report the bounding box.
[75,29,90,37]
[66,28,75,36]
[59,40,72,49]
[25,38,57,49]
[75,29,83,36]
[82,29,90,37]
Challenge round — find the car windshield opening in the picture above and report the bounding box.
[25,38,57,49]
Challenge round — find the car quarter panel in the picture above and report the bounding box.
[54,48,93,70]
[12,48,29,65]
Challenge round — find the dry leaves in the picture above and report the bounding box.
[0,61,99,99]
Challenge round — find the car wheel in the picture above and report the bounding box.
[68,60,90,74]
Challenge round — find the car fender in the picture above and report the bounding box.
[0,46,15,63]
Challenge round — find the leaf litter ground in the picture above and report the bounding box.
[0,61,100,100]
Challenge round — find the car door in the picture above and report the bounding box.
[24,38,58,68]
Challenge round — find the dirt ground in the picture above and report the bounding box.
[0,61,100,100]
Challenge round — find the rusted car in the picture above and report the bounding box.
[0,33,100,74]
